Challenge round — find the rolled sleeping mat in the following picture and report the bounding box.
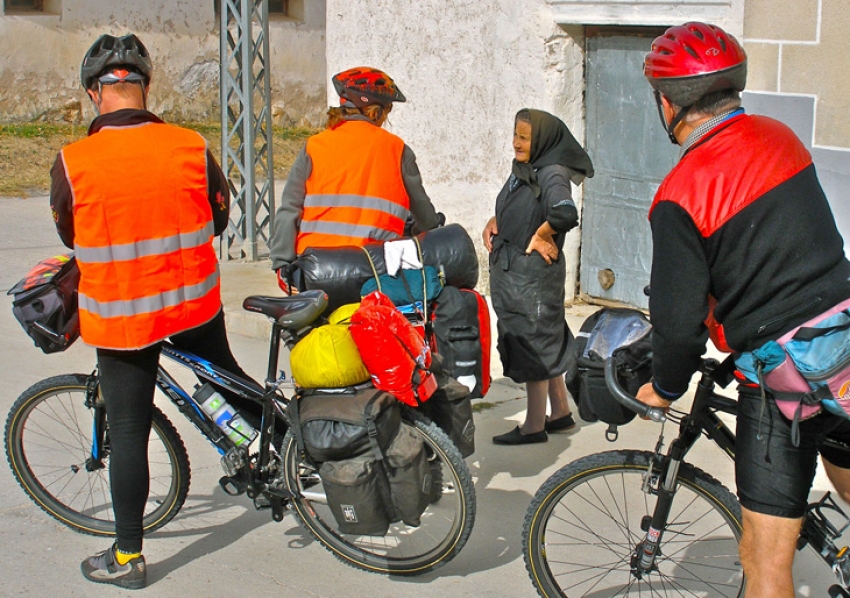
[294,223,479,312]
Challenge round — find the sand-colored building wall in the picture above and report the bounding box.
[744,0,850,150]
[740,0,850,237]
[0,0,326,125]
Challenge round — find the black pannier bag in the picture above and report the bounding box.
[420,353,476,458]
[429,285,491,399]
[319,455,393,535]
[566,308,653,439]
[296,388,401,462]
[383,424,430,527]
[8,253,81,354]
[290,387,430,534]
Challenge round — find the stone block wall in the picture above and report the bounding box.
[742,0,850,238]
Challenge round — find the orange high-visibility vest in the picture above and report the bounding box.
[296,120,411,254]
[60,122,221,350]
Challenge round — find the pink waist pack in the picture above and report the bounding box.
[735,297,850,423]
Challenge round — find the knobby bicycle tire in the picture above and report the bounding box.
[281,408,476,575]
[5,373,191,536]
[523,450,744,597]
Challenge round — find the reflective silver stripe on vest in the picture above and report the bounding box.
[74,222,214,263]
[298,220,400,241]
[78,268,220,319]
[303,194,410,220]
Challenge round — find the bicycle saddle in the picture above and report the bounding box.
[242,290,328,328]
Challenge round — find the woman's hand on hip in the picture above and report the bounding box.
[526,233,559,264]
[483,216,498,252]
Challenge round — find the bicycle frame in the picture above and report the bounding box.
[85,315,299,519]
[609,357,850,593]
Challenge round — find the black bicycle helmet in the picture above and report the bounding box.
[80,34,153,90]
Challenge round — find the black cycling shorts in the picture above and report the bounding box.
[736,387,850,518]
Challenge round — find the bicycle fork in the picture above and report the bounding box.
[631,455,682,577]
[797,492,850,596]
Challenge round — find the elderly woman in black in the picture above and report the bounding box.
[483,108,593,444]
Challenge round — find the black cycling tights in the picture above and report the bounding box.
[97,310,259,553]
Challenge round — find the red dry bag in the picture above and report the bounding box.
[350,291,437,406]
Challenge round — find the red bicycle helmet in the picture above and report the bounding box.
[332,67,406,108]
[81,34,153,90]
[645,22,747,108]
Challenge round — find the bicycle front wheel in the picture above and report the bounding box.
[5,374,191,536]
[281,408,476,575]
[523,450,744,597]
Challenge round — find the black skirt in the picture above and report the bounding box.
[489,245,573,383]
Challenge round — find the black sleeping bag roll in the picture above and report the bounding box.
[294,223,479,312]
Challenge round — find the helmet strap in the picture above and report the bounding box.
[654,90,689,145]
[91,79,148,114]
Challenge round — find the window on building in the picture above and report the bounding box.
[268,0,287,15]
[5,0,43,12]
[4,0,59,15]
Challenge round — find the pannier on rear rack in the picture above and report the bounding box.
[289,387,431,535]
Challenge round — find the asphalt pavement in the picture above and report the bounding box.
[0,195,838,597]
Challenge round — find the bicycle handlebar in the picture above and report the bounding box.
[603,357,667,423]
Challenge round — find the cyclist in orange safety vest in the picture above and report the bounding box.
[49,33,258,589]
[269,66,442,293]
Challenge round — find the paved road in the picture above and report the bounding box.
[0,195,838,597]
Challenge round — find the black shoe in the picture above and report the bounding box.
[492,426,547,445]
[545,413,577,432]
[81,545,146,590]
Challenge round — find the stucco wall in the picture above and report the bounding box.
[0,0,326,125]
[326,0,587,299]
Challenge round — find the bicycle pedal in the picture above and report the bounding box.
[219,475,248,496]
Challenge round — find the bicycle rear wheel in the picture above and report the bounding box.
[281,408,475,575]
[523,450,744,597]
[5,373,191,536]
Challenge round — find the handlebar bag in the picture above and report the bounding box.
[566,308,652,427]
[8,253,81,354]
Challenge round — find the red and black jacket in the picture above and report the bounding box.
[648,112,850,398]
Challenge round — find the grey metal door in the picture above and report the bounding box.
[581,29,677,309]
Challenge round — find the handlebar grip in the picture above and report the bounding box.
[604,358,666,423]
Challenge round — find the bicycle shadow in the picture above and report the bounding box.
[396,395,589,581]
[144,487,318,585]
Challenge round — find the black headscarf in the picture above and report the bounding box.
[511,108,594,198]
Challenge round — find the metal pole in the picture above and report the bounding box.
[219,0,275,261]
